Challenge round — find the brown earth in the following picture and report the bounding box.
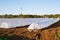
[0,20,60,40]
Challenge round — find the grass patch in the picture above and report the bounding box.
[55,33,60,38]
[0,36,7,40]
[8,34,15,37]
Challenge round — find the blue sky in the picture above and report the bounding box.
[0,0,60,15]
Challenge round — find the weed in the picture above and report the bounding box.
[55,33,60,38]
[8,34,14,37]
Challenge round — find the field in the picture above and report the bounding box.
[0,20,60,40]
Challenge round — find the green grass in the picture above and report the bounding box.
[0,36,7,40]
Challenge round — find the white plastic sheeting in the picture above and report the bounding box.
[27,18,60,31]
[27,23,41,31]
[0,22,9,28]
[38,18,60,29]
[0,18,59,28]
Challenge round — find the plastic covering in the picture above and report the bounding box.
[0,18,59,28]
